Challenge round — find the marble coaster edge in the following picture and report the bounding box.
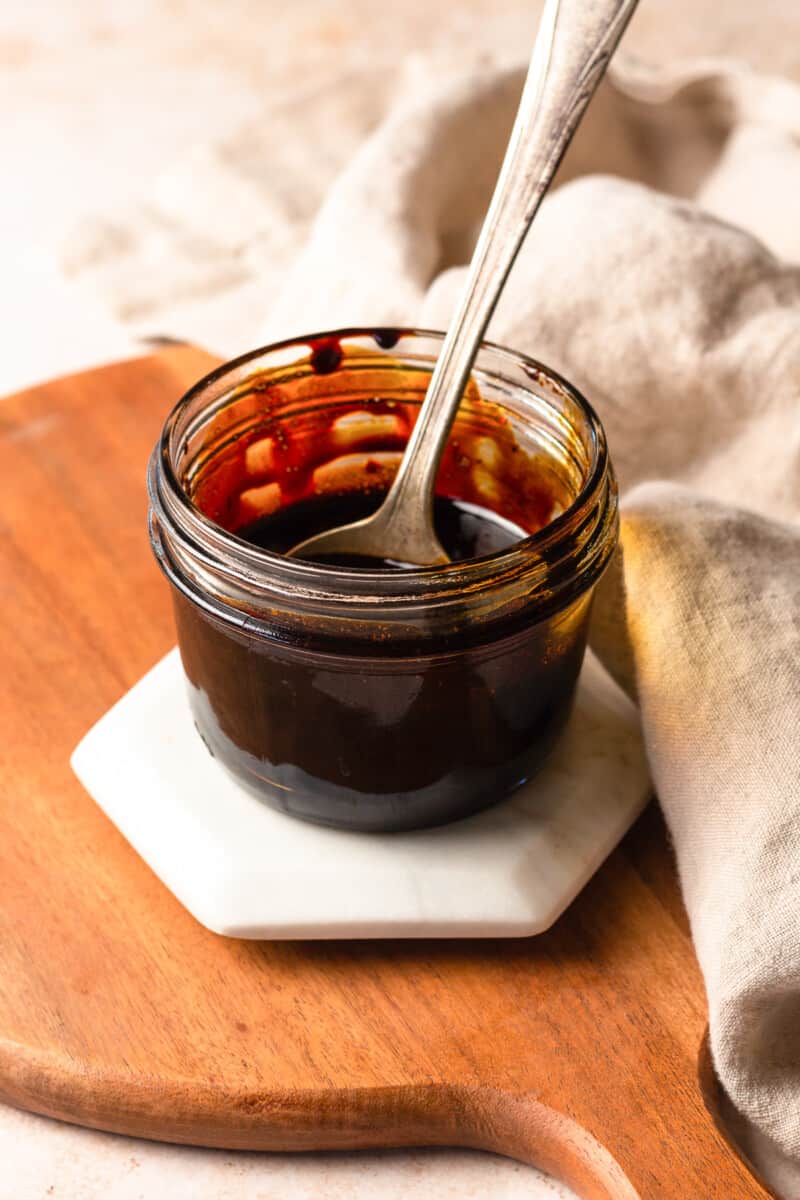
[71,649,650,941]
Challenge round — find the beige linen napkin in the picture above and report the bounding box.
[67,52,800,1186]
[264,56,800,1178]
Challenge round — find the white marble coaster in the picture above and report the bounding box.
[71,649,650,940]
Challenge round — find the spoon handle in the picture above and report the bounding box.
[377,0,638,559]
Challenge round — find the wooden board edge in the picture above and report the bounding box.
[0,1046,641,1200]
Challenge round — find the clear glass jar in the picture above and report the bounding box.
[148,329,618,832]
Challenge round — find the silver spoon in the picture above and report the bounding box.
[291,0,638,566]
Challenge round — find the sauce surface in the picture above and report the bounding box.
[237,491,525,568]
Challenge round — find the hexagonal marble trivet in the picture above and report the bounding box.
[71,649,650,939]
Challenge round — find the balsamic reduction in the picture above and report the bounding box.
[175,586,587,832]
[165,334,595,831]
[174,487,589,832]
[237,491,525,568]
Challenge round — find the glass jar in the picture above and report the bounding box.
[148,329,618,832]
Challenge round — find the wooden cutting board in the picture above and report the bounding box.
[0,349,772,1199]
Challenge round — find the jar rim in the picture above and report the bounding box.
[149,327,615,610]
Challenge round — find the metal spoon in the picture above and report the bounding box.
[291,0,638,566]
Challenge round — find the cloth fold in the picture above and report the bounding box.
[67,51,800,1185]
[592,485,800,1160]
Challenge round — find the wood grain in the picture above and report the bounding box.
[0,349,772,1198]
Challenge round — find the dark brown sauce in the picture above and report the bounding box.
[237,491,525,568]
[309,337,343,375]
[174,581,589,831]
[172,333,588,831]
